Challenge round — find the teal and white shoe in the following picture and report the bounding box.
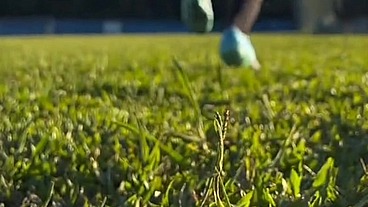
[181,0,214,33]
[220,26,261,70]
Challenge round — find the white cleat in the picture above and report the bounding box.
[220,26,261,70]
[181,0,214,33]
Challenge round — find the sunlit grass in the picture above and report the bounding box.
[0,34,367,207]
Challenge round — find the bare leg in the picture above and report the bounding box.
[233,0,263,34]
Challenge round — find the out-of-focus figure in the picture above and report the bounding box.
[181,0,263,70]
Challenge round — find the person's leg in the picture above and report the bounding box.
[234,0,263,34]
[220,0,263,69]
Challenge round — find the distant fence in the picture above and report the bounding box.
[0,17,297,35]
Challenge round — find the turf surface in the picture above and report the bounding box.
[0,34,368,207]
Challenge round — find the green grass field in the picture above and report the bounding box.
[0,34,368,207]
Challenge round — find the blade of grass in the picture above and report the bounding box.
[161,179,174,206]
[113,121,187,166]
[218,173,232,206]
[236,190,253,207]
[134,115,149,164]
[42,181,54,207]
[270,124,298,168]
[100,196,107,207]
[172,57,205,139]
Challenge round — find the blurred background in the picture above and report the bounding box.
[0,0,367,35]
